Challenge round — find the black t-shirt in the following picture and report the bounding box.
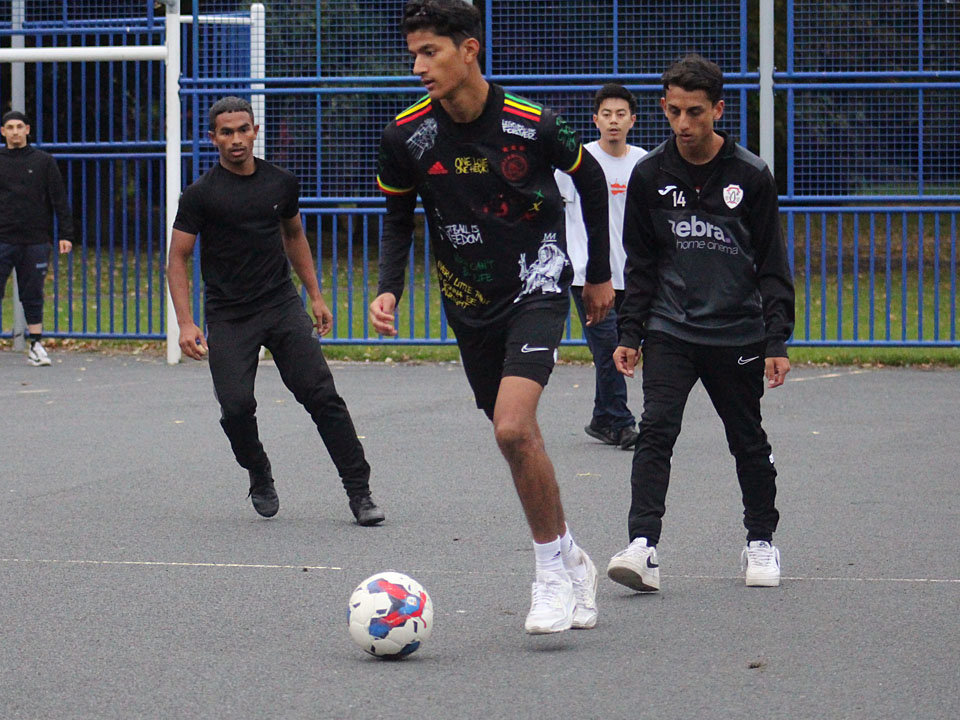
[173,159,300,321]
[376,84,591,327]
[681,152,722,193]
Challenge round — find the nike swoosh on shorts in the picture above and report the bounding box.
[738,355,760,365]
[521,344,549,353]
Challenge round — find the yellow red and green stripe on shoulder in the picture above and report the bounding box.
[395,95,433,127]
[502,92,542,123]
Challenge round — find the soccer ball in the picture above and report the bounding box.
[347,571,434,658]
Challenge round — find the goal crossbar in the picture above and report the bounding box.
[0,46,167,63]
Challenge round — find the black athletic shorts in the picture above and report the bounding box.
[451,298,568,418]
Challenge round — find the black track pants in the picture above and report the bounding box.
[206,297,371,496]
[627,330,779,544]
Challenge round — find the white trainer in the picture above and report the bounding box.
[606,537,661,591]
[741,540,781,587]
[26,340,51,367]
[524,570,575,634]
[569,549,598,629]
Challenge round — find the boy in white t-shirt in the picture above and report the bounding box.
[556,84,646,450]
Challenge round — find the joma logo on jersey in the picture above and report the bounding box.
[659,185,685,207]
[668,215,733,244]
[455,157,489,174]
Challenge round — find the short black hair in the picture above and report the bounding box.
[661,54,724,105]
[207,96,254,132]
[401,0,483,48]
[593,84,637,115]
[2,110,29,126]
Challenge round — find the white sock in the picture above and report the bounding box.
[560,525,587,580]
[533,537,564,576]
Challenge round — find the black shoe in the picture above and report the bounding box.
[617,426,640,450]
[585,422,639,450]
[584,422,621,446]
[349,494,385,526]
[248,467,279,518]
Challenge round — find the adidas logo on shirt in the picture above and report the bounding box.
[428,161,448,175]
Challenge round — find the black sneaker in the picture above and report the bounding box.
[617,426,639,450]
[584,422,620,445]
[585,421,638,450]
[248,466,279,518]
[349,494,385,526]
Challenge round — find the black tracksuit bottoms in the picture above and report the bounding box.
[628,330,780,545]
[206,296,371,497]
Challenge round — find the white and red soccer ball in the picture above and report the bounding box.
[347,571,433,658]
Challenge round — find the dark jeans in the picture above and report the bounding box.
[206,297,371,496]
[570,286,635,430]
[628,330,779,544]
[0,243,52,325]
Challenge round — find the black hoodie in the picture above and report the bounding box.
[0,145,75,245]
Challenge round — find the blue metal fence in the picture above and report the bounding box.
[0,1,166,338]
[779,0,959,345]
[1,1,957,347]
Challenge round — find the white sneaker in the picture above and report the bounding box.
[569,549,598,629]
[524,570,575,635]
[26,341,51,367]
[606,537,661,591]
[741,540,781,587]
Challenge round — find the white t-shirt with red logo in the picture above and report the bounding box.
[555,140,646,289]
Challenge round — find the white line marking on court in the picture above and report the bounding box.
[789,369,871,383]
[667,573,959,584]
[1,559,956,584]
[0,558,342,571]
[15,389,51,394]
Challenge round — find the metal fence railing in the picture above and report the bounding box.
[1,1,958,347]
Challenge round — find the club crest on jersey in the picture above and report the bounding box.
[501,145,529,182]
[723,184,743,209]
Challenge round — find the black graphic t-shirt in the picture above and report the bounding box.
[376,83,609,327]
[173,159,301,321]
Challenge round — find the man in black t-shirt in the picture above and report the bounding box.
[369,0,614,636]
[168,96,383,526]
[0,110,74,366]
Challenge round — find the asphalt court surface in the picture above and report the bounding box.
[1,350,958,719]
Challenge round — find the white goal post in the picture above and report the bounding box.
[0,0,179,361]
[0,1,266,365]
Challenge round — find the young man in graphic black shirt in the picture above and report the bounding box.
[0,110,74,366]
[370,0,614,635]
[168,97,383,526]
[607,55,795,591]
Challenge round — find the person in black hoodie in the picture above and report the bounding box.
[606,55,795,591]
[0,110,74,366]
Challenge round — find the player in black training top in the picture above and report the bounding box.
[369,0,613,636]
[607,55,794,592]
[167,96,384,526]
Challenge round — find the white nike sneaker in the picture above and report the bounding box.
[26,340,51,367]
[569,549,598,629]
[525,570,576,634]
[606,537,661,591]
[741,540,781,587]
